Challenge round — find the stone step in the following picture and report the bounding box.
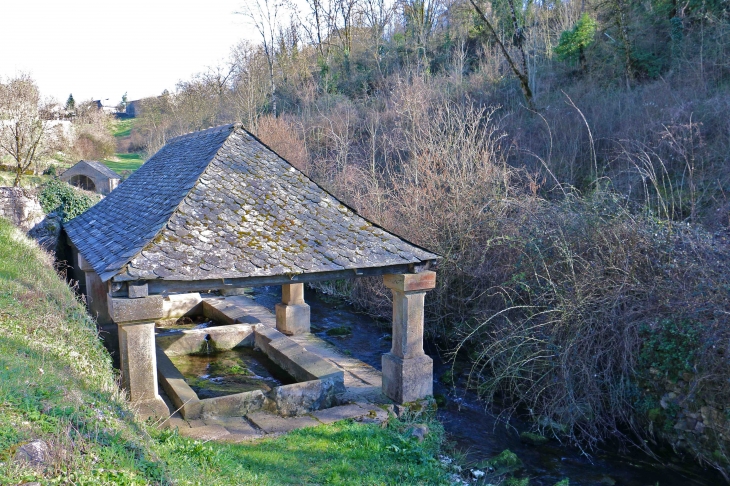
[177,424,231,441]
[246,411,320,434]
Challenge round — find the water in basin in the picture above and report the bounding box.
[169,347,296,399]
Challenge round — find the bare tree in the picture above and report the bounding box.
[230,41,270,130]
[0,75,59,186]
[238,0,286,117]
[468,0,534,108]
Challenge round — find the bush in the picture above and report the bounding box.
[38,178,99,222]
[448,191,730,456]
[73,132,115,160]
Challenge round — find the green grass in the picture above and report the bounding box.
[0,217,452,485]
[0,170,52,188]
[112,119,135,138]
[102,153,145,174]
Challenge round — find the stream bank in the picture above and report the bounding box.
[250,285,725,485]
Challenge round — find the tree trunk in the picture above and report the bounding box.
[468,0,534,109]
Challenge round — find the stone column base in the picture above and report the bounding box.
[275,303,310,335]
[132,397,170,421]
[382,353,433,404]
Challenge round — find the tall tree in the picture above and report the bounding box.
[65,93,76,113]
[468,0,534,108]
[0,75,58,186]
[239,0,286,117]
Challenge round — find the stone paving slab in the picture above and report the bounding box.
[203,416,261,436]
[160,416,188,430]
[178,424,231,441]
[246,411,320,434]
[218,433,262,444]
[311,403,368,424]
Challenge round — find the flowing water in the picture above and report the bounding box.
[249,285,725,485]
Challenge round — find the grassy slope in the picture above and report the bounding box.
[102,119,145,174]
[102,153,145,173]
[0,217,451,485]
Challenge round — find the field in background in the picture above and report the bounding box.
[101,118,145,175]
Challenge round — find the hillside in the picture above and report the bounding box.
[124,0,730,475]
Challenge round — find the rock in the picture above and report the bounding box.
[408,424,429,442]
[685,417,697,430]
[520,432,549,446]
[0,187,44,232]
[600,476,616,485]
[386,404,406,418]
[14,439,50,466]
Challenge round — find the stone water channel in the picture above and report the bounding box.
[249,286,725,486]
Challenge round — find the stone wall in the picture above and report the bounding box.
[0,187,62,253]
[0,187,44,231]
[642,369,730,475]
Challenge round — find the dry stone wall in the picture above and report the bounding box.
[0,187,62,253]
[0,187,44,231]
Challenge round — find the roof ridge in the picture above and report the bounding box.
[109,124,239,280]
[167,123,240,144]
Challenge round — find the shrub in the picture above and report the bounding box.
[38,178,100,222]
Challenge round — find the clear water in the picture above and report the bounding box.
[169,347,296,399]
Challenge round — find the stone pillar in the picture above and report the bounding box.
[77,253,112,325]
[109,293,169,419]
[382,271,436,404]
[275,283,310,335]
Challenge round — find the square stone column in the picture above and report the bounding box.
[109,293,169,419]
[382,271,436,404]
[275,283,310,335]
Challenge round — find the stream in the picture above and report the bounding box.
[250,285,725,485]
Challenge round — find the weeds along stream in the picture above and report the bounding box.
[249,285,725,486]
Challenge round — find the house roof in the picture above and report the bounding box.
[63,160,121,180]
[64,124,438,283]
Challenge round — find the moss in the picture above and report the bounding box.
[647,407,663,422]
[520,432,549,446]
[476,449,523,475]
[325,326,352,336]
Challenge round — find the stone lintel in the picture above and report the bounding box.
[109,295,164,323]
[77,252,93,272]
[128,283,149,298]
[384,271,436,293]
[163,293,203,319]
[382,353,433,404]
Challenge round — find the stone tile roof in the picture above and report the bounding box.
[83,160,122,179]
[64,124,438,282]
[64,160,121,180]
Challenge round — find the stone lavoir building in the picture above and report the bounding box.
[60,160,120,195]
[63,123,439,417]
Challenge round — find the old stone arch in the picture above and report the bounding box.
[69,174,96,192]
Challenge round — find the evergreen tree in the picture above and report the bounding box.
[555,14,597,72]
[65,93,76,112]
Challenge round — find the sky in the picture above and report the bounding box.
[0,0,255,105]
